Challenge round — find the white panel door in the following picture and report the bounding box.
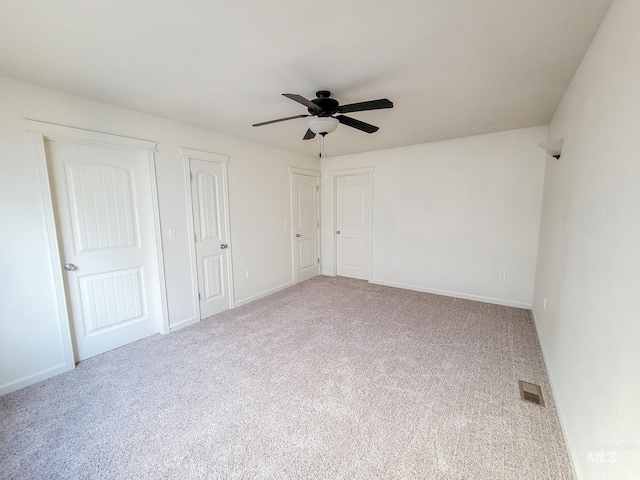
[190,159,230,318]
[336,174,370,280]
[292,173,320,283]
[47,140,162,361]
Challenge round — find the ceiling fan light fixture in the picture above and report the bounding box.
[308,116,339,135]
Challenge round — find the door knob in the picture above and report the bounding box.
[296,234,301,237]
[336,231,341,234]
[64,263,77,271]
[220,243,228,249]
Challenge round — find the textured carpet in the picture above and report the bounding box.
[0,276,573,479]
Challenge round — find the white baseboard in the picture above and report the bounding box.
[530,308,582,480]
[169,315,199,332]
[321,271,335,276]
[369,278,531,309]
[0,363,73,396]
[234,281,295,308]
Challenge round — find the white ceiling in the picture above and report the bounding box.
[0,0,612,158]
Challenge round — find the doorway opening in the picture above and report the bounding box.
[290,167,321,284]
[330,167,374,280]
[182,148,234,328]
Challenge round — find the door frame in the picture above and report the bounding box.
[289,167,321,284]
[26,119,170,372]
[329,166,374,280]
[181,147,234,328]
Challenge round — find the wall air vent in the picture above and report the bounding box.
[519,380,545,407]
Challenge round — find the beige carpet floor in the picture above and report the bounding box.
[0,276,573,479]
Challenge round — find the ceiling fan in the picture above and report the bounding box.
[252,90,393,140]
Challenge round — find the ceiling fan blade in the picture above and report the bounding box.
[252,114,309,127]
[336,115,379,134]
[283,93,323,112]
[303,128,316,140]
[337,98,393,114]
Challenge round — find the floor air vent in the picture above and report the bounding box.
[519,380,545,407]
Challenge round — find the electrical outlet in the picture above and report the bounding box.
[168,228,176,240]
[499,271,510,280]
[246,270,251,279]
[492,271,498,278]
[392,259,397,266]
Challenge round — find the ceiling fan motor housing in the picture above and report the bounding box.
[310,90,339,116]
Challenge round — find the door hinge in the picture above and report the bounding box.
[194,233,197,242]
[317,185,319,192]
[318,258,320,264]
[190,172,193,181]
[198,292,201,300]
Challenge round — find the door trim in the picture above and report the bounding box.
[329,166,374,280]
[26,119,169,370]
[289,167,321,284]
[289,167,321,177]
[181,147,234,329]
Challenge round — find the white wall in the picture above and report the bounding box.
[0,76,318,394]
[321,126,547,308]
[532,0,640,478]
